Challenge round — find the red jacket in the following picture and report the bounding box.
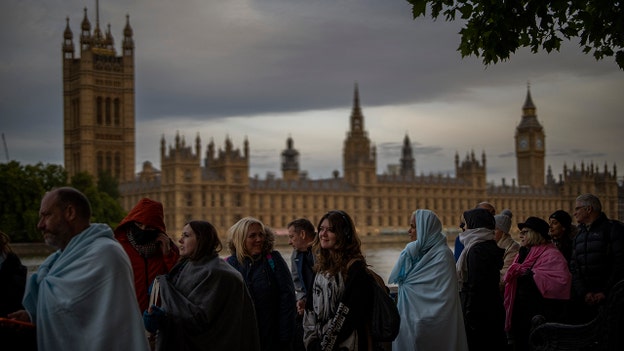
[114,198,179,311]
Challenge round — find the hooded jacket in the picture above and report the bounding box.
[114,198,179,311]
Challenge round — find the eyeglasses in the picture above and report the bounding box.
[318,226,334,233]
[574,206,587,211]
[520,229,530,235]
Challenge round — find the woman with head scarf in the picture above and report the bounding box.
[389,209,468,350]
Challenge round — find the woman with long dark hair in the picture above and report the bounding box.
[144,220,259,351]
[303,210,376,351]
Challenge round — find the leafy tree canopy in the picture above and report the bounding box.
[407,0,624,70]
[70,172,125,230]
[0,163,126,243]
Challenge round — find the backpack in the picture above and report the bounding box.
[367,268,400,343]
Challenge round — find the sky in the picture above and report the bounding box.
[1,0,623,185]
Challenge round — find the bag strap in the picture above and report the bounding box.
[149,278,160,307]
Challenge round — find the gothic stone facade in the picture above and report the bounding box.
[118,86,619,239]
[63,7,619,239]
[62,8,136,182]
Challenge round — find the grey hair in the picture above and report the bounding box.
[576,194,602,212]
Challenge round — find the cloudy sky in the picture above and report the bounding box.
[1,0,623,185]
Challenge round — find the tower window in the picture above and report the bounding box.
[97,152,103,174]
[105,98,111,125]
[106,151,112,172]
[96,97,103,125]
[114,152,121,179]
[114,98,120,126]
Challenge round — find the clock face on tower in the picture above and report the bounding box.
[536,138,543,149]
[519,138,528,150]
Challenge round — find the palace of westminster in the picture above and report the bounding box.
[62,7,622,238]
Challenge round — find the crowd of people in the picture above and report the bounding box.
[1,187,623,351]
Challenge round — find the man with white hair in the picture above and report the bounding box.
[570,193,624,323]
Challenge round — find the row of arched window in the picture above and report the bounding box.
[96,96,121,126]
[96,151,122,179]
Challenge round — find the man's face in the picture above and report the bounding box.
[288,225,308,252]
[573,201,591,225]
[37,192,72,250]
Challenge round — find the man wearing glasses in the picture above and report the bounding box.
[570,193,624,323]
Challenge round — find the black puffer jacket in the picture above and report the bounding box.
[571,213,624,298]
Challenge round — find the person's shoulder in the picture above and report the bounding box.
[86,231,129,260]
[269,250,285,259]
[471,239,503,256]
[347,258,368,274]
[214,258,246,280]
[608,218,624,231]
[224,255,236,264]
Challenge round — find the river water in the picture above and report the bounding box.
[21,240,454,283]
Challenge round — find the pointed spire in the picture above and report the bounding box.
[354,82,360,110]
[350,82,364,133]
[400,133,415,176]
[80,7,92,50]
[523,82,536,110]
[64,17,73,40]
[81,7,91,32]
[105,23,114,49]
[244,136,249,158]
[96,0,100,29]
[123,14,134,56]
[63,17,75,57]
[195,132,201,156]
[124,14,134,37]
[92,0,103,46]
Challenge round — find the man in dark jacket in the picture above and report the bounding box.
[570,193,624,323]
[287,218,316,351]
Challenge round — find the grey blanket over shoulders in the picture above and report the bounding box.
[155,254,260,351]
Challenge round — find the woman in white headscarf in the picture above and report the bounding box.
[388,209,468,351]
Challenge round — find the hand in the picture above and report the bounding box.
[143,305,166,333]
[155,233,171,255]
[7,310,31,323]
[585,292,606,306]
[296,298,306,315]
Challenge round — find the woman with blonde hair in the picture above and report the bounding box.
[504,217,571,351]
[226,217,296,351]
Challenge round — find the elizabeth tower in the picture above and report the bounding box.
[62,6,135,182]
[515,86,545,188]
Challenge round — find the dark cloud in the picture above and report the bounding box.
[1,0,622,184]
